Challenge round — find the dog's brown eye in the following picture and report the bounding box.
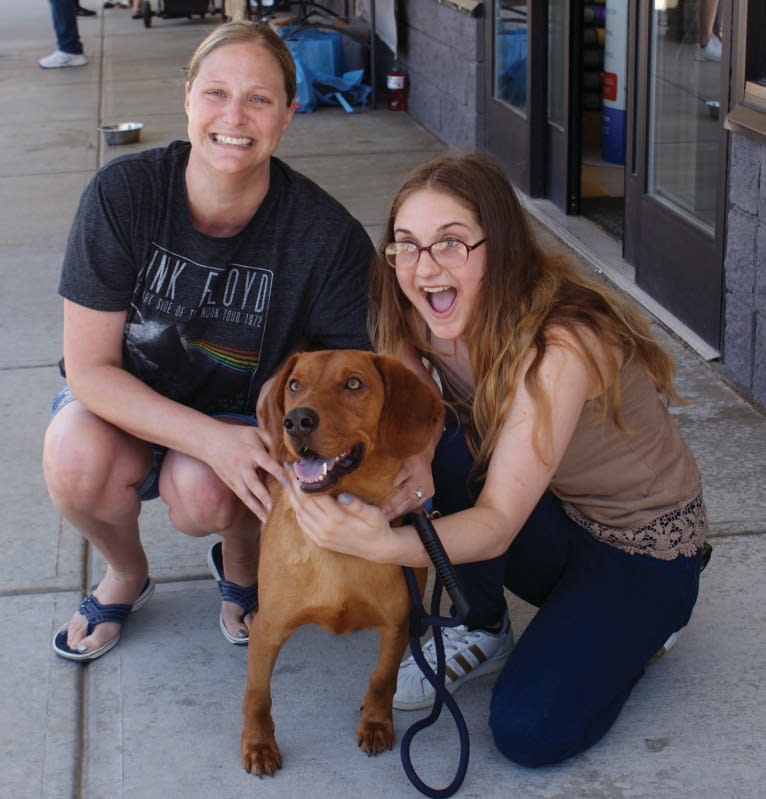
[346,377,363,390]
[287,378,300,393]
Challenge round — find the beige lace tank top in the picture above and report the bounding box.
[435,353,707,560]
[551,355,706,559]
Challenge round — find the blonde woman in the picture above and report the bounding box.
[283,152,708,767]
[45,22,373,660]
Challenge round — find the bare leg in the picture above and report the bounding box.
[225,0,247,21]
[699,0,720,46]
[43,401,152,653]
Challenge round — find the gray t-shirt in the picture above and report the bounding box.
[59,141,373,415]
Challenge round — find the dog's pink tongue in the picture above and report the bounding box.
[428,287,456,313]
[294,457,330,483]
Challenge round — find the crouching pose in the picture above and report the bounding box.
[44,21,374,661]
[282,151,708,767]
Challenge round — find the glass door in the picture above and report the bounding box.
[624,0,726,347]
[545,0,578,212]
[647,2,720,230]
[484,0,546,196]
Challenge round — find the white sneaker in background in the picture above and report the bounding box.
[39,50,88,69]
[393,610,514,710]
[697,36,722,63]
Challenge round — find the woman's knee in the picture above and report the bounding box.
[160,454,243,535]
[43,412,149,512]
[489,670,627,768]
[489,693,577,768]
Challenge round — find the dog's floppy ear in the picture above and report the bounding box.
[374,354,444,458]
[259,353,300,462]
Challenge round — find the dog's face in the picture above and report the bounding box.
[262,350,443,500]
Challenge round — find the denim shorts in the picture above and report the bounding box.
[50,385,257,502]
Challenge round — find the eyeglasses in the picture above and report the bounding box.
[383,238,487,270]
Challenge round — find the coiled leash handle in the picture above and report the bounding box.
[400,513,471,799]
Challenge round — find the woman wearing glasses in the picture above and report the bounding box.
[44,21,373,661]
[283,151,708,766]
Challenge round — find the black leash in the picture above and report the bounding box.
[400,512,471,799]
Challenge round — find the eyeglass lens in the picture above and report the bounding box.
[386,240,469,269]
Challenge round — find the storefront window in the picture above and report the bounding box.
[647,1,720,232]
[743,0,766,104]
[494,0,528,111]
[725,0,766,140]
[547,0,565,128]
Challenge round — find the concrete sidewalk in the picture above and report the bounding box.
[2,3,765,798]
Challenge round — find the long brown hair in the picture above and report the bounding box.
[369,151,682,473]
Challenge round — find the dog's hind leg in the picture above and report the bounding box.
[240,613,291,776]
[356,620,410,755]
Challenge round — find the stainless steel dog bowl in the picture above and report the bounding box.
[99,122,143,145]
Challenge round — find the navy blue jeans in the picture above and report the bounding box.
[49,0,83,54]
[432,426,701,767]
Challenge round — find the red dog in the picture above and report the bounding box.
[240,350,443,776]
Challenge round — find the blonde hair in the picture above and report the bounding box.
[369,151,683,474]
[186,20,296,105]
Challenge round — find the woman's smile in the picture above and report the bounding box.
[211,133,254,147]
[185,41,295,180]
[422,285,458,315]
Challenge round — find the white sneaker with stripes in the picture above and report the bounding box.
[393,610,514,711]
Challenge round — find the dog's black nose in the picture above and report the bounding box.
[284,407,319,437]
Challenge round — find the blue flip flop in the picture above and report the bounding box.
[52,578,155,662]
[207,541,258,645]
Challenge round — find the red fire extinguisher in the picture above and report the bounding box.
[386,64,408,111]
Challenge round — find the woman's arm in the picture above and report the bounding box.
[284,336,594,565]
[63,300,283,520]
[380,343,445,519]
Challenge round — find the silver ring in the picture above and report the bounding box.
[413,489,424,501]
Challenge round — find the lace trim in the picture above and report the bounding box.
[562,491,708,561]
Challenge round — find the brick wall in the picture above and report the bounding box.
[393,0,483,151]
[724,134,766,405]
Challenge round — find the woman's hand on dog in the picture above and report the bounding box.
[281,466,398,563]
[206,422,285,524]
[381,453,434,520]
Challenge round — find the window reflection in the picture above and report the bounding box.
[744,0,766,103]
[495,1,528,111]
[648,2,720,232]
[547,0,565,128]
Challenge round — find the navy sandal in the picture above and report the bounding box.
[52,577,155,662]
[207,541,258,645]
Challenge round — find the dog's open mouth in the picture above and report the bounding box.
[292,444,364,492]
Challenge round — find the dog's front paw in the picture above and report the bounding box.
[356,719,395,756]
[241,730,283,776]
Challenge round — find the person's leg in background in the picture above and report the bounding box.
[698,0,722,61]
[40,0,88,68]
[224,0,248,21]
[489,503,701,767]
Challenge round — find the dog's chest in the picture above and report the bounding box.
[263,534,409,634]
